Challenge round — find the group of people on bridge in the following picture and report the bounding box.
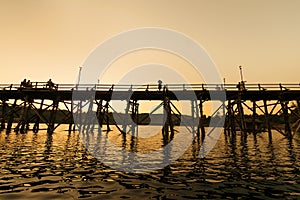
[20,79,56,90]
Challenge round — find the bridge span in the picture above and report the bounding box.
[0,82,299,143]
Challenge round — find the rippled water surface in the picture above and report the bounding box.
[0,125,300,199]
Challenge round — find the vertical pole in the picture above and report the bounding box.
[33,99,44,133]
[0,100,6,130]
[162,96,174,142]
[263,99,272,141]
[237,95,246,133]
[78,100,83,133]
[168,99,174,140]
[195,100,200,137]
[162,97,169,142]
[19,97,29,134]
[69,100,74,133]
[281,101,292,138]
[47,98,59,134]
[105,102,111,132]
[252,101,257,134]
[131,100,139,137]
[191,100,195,135]
[228,100,236,136]
[7,99,17,133]
[84,98,94,135]
[199,100,206,142]
[123,99,130,134]
[97,100,104,127]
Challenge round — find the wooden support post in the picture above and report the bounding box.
[168,100,174,140]
[105,102,111,132]
[162,97,168,142]
[6,99,17,133]
[162,96,174,142]
[263,99,272,141]
[47,98,59,134]
[69,100,74,133]
[135,102,139,136]
[131,100,139,137]
[199,100,205,142]
[0,100,6,130]
[78,100,83,133]
[83,98,94,135]
[33,99,44,133]
[20,106,26,133]
[237,95,247,133]
[96,100,104,127]
[281,100,292,138]
[122,99,130,134]
[191,100,195,135]
[228,100,236,137]
[194,100,200,136]
[252,101,257,134]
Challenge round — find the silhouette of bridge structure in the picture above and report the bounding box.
[0,82,300,142]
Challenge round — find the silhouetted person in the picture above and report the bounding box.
[26,80,32,88]
[20,79,26,87]
[237,81,246,91]
[158,80,162,91]
[46,79,54,89]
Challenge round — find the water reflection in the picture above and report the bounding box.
[0,126,299,199]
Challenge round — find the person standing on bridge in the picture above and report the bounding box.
[158,80,162,91]
[20,79,26,88]
[46,79,55,89]
[26,80,32,88]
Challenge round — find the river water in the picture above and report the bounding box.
[0,125,299,199]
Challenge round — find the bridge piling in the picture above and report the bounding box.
[263,99,272,142]
[6,99,17,133]
[0,99,6,130]
[281,100,292,138]
[252,101,257,134]
[237,94,247,134]
[47,98,59,134]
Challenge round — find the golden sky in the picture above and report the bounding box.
[0,0,300,84]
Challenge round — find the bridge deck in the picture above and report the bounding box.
[0,83,300,101]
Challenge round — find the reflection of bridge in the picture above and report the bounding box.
[0,82,300,142]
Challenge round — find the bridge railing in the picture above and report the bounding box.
[1,83,300,91]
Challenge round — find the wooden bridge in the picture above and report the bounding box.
[0,82,300,142]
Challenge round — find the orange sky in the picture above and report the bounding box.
[0,0,300,84]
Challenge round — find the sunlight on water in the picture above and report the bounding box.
[0,125,299,199]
